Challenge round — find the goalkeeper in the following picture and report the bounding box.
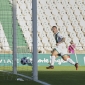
[46,26,78,70]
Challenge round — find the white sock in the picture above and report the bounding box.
[67,58,75,65]
[50,56,55,66]
[49,56,51,64]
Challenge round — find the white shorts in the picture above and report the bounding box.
[55,43,67,56]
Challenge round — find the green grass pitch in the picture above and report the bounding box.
[0,66,85,85]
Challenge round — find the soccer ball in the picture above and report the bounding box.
[21,57,28,65]
[21,57,32,66]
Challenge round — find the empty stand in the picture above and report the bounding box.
[0,0,29,53]
[16,0,85,53]
[0,0,85,53]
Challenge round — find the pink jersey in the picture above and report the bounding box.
[68,44,75,54]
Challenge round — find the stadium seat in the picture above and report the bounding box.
[38,37,46,53]
[57,20,63,26]
[62,32,68,38]
[19,2,26,12]
[49,20,56,26]
[41,20,50,29]
[18,20,26,27]
[17,5,22,16]
[69,14,76,22]
[81,10,85,16]
[74,9,80,15]
[46,15,54,22]
[37,7,43,16]
[62,14,68,21]
[57,3,63,11]
[76,0,82,6]
[80,37,85,45]
[59,26,66,32]
[64,4,71,11]
[62,0,68,6]
[25,0,31,4]
[73,37,79,44]
[67,9,73,17]
[71,4,78,11]
[76,14,83,21]
[39,0,46,6]
[79,4,84,11]
[41,37,49,47]
[52,9,58,16]
[25,2,32,12]
[72,20,78,27]
[49,37,56,47]
[26,21,32,31]
[24,14,31,21]
[48,1,55,10]
[38,37,44,52]
[26,37,32,46]
[39,31,46,39]
[21,26,28,33]
[50,4,56,11]
[44,43,52,51]
[27,42,32,52]
[45,10,52,17]
[69,0,75,6]
[22,8,30,16]
[83,46,85,50]
[55,0,61,4]
[76,42,83,50]
[80,20,85,26]
[43,27,51,33]
[46,32,54,41]
[65,37,71,45]
[65,20,71,27]
[77,31,84,39]
[23,31,31,39]
[70,32,76,39]
[67,25,74,33]
[54,14,61,22]
[17,15,24,21]
[42,5,49,12]
[74,26,81,33]
[82,27,85,33]
[60,10,66,16]
[17,0,25,4]
[37,24,43,33]
[39,16,47,24]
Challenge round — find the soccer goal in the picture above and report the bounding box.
[0,0,51,84]
[0,0,33,80]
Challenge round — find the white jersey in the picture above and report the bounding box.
[54,32,63,43]
[54,32,67,56]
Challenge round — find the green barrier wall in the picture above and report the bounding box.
[0,54,85,66]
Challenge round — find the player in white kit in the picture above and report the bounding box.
[46,26,78,70]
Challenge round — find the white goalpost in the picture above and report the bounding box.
[32,0,38,81]
[12,0,17,74]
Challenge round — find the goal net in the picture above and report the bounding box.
[0,0,33,81]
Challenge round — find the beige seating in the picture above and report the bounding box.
[14,0,85,53]
[0,23,10,51]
